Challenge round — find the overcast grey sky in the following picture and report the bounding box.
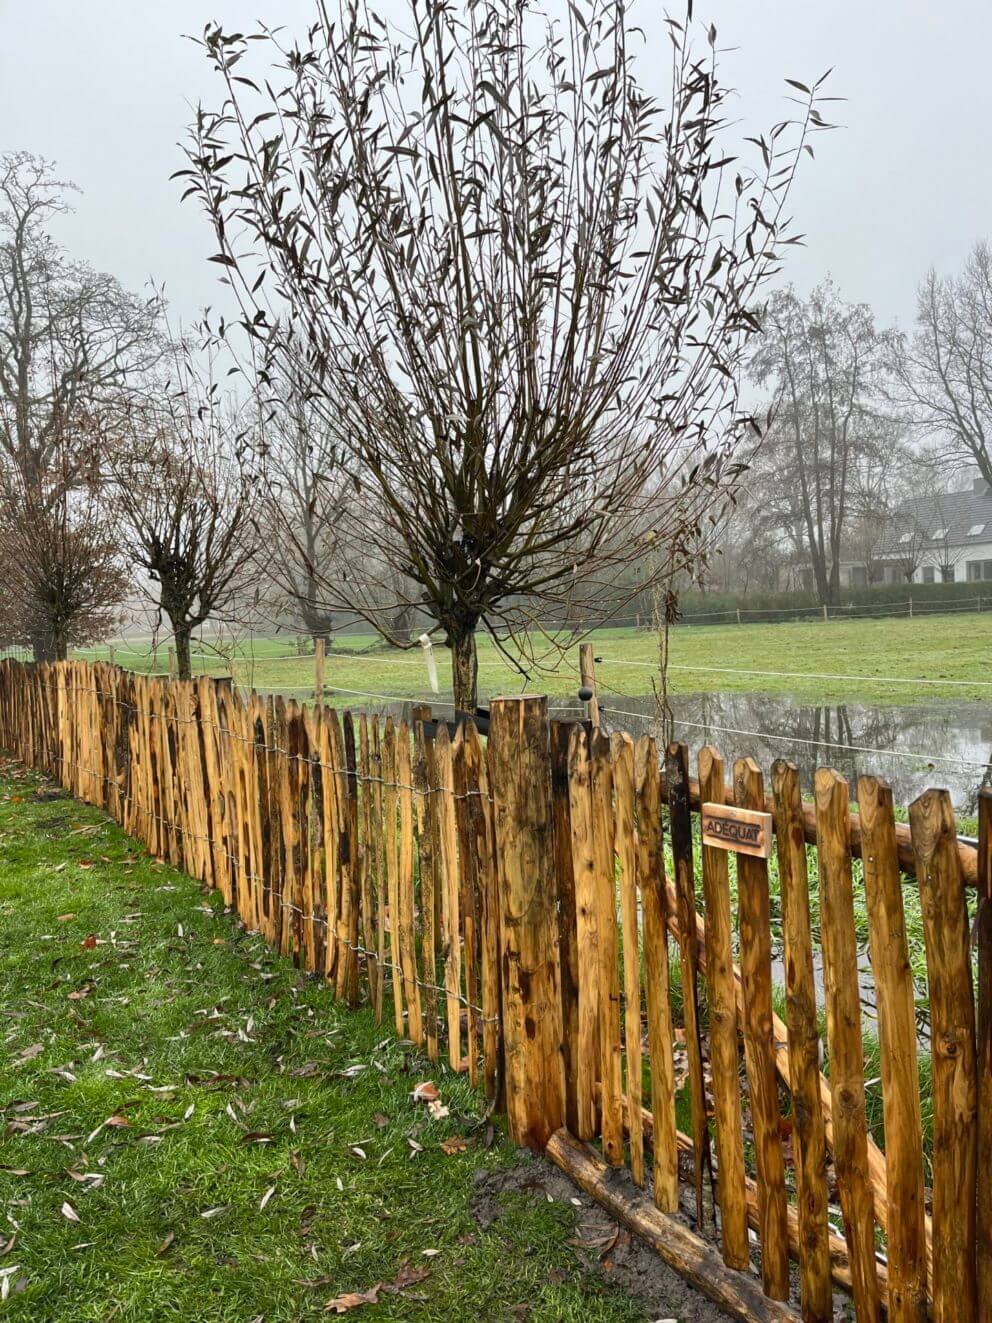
[2,1,988,332]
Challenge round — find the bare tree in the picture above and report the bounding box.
[0,452,126,660]
[892,243,992,484]
[256,359,347,648]
[181,1,827,708]
[110,347,261,680]
[0,152,162,492]
[749,280,901,605]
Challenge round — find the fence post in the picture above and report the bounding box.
[167,646,177,679]
[909,595,913,618]
[488,695,565,1149]
[822,605,828,623]
[314,638,325,701]
[578,644,600,727]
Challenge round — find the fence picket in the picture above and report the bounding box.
[412,721,439,1061]
[634,735,678,1213]
[590,727,623,1165]
[666,741,711,1226]
[978,789,992,1317]
[396,721,422,1042]
[566,725,601,1142]
[910,787,978,1322]
[434,723,462,1072]
[698,745,749,1274]
[858,774,928,1322]
[550,720,581,1135]
[734,757,790,1303]
[612,732,644,1187]
[815,767,880,1322]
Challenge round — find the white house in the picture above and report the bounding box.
[843,475,992,588]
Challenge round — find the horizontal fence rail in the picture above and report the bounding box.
[0,659,990,1322]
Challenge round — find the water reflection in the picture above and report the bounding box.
[331,688,992,814]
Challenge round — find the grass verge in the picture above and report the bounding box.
[0,759,647,1322]
[64,611,992,706]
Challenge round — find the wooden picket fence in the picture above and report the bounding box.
[1,659,990,1323]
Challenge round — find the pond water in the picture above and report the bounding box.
[324,687,992,816]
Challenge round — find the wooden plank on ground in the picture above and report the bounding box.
[698,745,749,1275]
[546,1130,801,1323]
[910,786,978,1323]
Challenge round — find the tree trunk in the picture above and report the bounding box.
[31,629,57,663]
[449,623,478,713]
[174,628,192,681]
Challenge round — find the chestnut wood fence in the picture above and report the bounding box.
[1,659,990,1323]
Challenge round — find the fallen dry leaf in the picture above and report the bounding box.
[325,1287,381,1313]
[439,1136,467,1156]
[60,1202,80,1223]
[411,1081,439,1104]
[81,935,97,950]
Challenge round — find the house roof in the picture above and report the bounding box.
[876,482,992,556]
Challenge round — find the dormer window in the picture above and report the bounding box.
[932,527,948,539]
[968,522,986,536]
[898,532,912,544]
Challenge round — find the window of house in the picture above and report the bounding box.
[968,523,987,536]
[932,527,948,539]
[941,564,955,583]
[922,565,935,584]
[898,532,912,544]
[966,560,992,581]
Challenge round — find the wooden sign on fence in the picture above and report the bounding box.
[700,801,773,858]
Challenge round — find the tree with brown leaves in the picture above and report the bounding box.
[181,0,828,708]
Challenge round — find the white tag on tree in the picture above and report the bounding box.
[418,633,439,694]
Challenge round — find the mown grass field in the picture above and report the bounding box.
[0,761,652,1323]
[65,611,992,706]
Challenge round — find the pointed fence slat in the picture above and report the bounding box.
[434,724,462,1072]
[666,741,710,1225]
[412,720,439,1061]
[590,727,623,1166]
[698,745,749,1275]
[858,774,928,1323]
[612,732,644,1187]
[771,759,832,1323]
[734,757,790,1303]
[634,735,678,1213]
[978,789,992,1317]
[815,768,880,1323]
[566,725,601,1141]
[910,787,978,1323]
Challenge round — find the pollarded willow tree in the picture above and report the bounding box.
[108,343,261,680]
[182,0,829,710]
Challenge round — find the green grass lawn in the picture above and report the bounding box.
[62,611,992,706]
[0,760,648,1323]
